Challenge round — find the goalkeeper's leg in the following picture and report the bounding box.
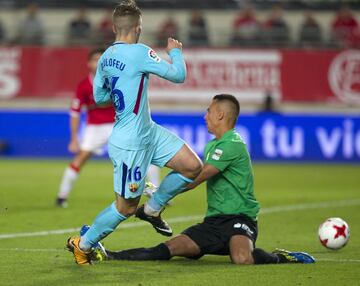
[230,235,315,264]
[230,235,279,264]
[106,234,201,261]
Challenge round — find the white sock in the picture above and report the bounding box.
[79,237,91,252]
[147,165,160,186]
[144,202,161,217]
[57,166,79,199]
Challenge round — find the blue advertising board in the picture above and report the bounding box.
[0,110,359,162]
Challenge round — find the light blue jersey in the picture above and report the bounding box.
[93,42,186,198]
[93,42,186,150]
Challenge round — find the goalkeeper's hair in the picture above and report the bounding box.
[213,94,240,126]
[113,0,142,35]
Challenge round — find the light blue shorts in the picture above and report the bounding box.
[108,124,185,199]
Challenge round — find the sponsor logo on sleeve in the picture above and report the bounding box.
[211,148,223,160]
[148,49,161,63]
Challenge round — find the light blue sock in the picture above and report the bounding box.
[147,171,193,212]
[80,202,126,250]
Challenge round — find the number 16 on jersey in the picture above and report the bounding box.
[104,77,125,113]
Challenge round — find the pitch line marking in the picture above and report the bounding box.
[0,198,359,240]
[0,248,62,252]
[316,258,360,263]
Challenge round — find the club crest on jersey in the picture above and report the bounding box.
[148,49,161,63]
[129,183,139,193]
[211,148,223,161]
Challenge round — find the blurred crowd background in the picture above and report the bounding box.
[0,0,359,49]
[0,0,359,160]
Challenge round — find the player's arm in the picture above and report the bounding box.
[185,164,220,191]
[68,114,81,153]
[140,38,186,83]
[93,61,111,104]
[186,142,236,191]
[68,87,83,153]
[163,37,186,83]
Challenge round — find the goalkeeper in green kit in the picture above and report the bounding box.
[92,94,315,265]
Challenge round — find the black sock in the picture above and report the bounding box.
[252,248,280,264]
[107,243,171,261]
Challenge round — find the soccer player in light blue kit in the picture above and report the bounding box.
[66,0,202,265]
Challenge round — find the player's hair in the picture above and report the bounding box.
[213,94,240,126]
[88,48,105,60]
[113,0,142,35]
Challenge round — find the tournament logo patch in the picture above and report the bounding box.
[148,49,161,63]
[129,183,139,193]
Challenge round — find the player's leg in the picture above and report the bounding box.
[228,216,315,264]
[96,219,227,262]
[143,125,202,216]
[67,194,136,265]
[252,247,316,264]
[67,144,147,264]
[56,150,92,207]
[105,242,171,261]
[143,164,160,198]
[80,144,148,248]
[135,126,202,235]
[79,194,140,250]
[223,215,278,265]
[104,233,201,261]
[143,165,175,206]
[229,235,254,264]
[165,234,201,257]
[71,150,93,169]
[165,144,203,179]
[251,248,282,264]
[57,124,111,207]
[226,223,288,265]
[230,218,287,264]
[146,164,160,186]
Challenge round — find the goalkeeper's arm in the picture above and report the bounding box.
[185,164,220,191]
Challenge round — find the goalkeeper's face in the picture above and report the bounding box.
[204,100,218,134]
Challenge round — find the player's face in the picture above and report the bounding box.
[88,53,102,74]
[205,100,218,134]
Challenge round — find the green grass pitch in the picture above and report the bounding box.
[0,159,359,286]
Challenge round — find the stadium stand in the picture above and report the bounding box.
[0,1,359,47]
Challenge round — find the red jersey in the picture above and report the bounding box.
[332,16,360,48]
[70,74,115,124]
[233,15,258,30]
[332,16,358,32]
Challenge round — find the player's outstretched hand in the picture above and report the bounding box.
[166,37,183,54]
[68,139,80,153]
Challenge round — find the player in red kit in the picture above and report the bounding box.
[55,48,114,208]
[55,48,160,207]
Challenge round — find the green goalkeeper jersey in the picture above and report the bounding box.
[204,129,260,220]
